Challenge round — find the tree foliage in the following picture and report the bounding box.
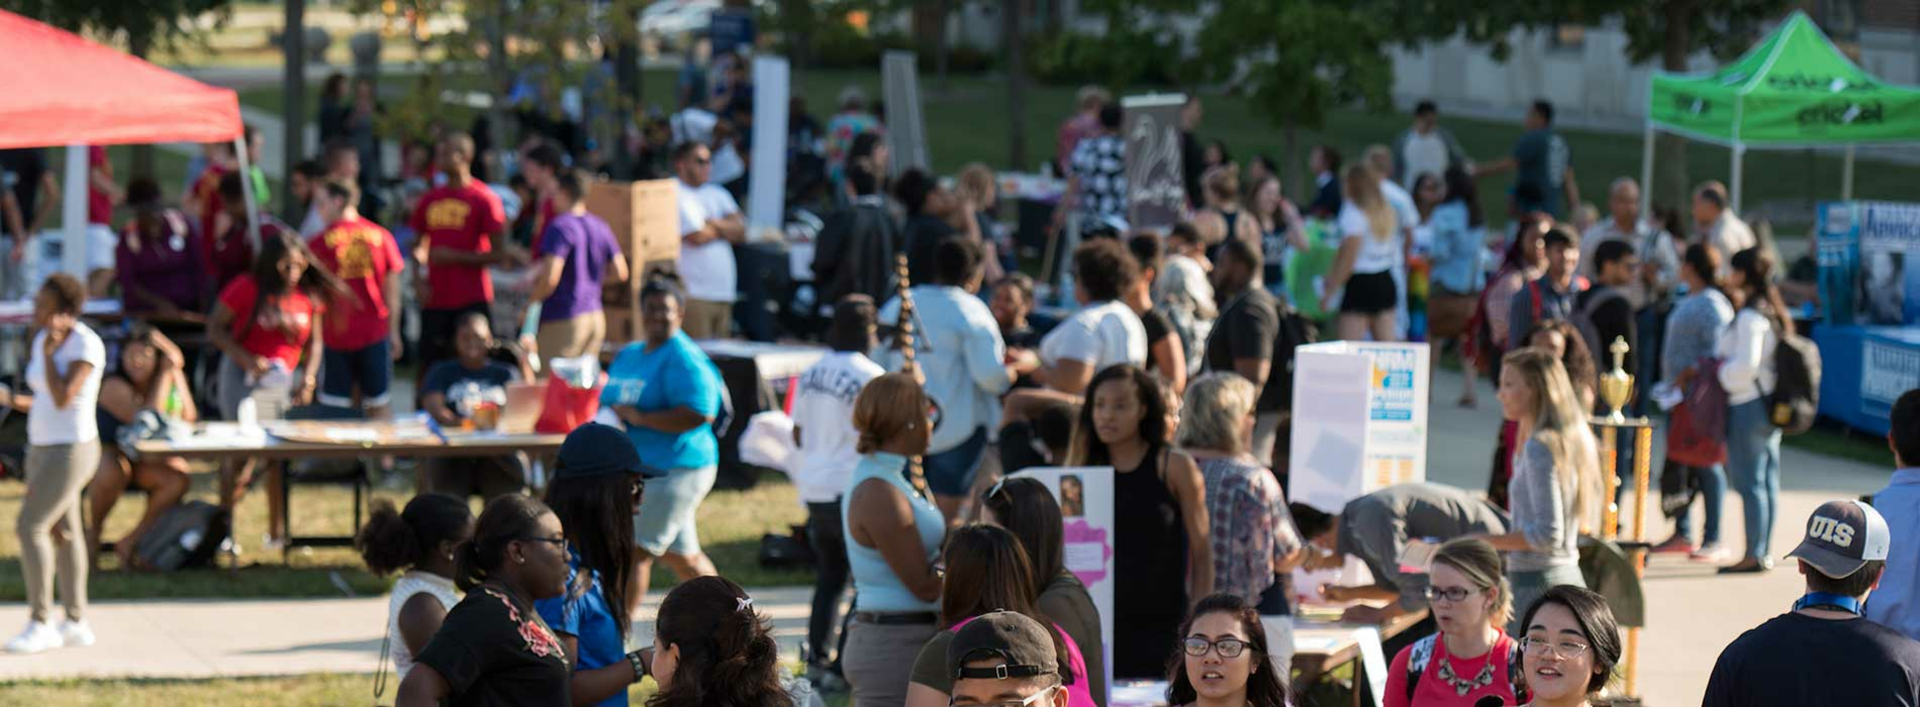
[0,0,232,56]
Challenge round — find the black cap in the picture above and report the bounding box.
[554,423,665,479]
[947,611,1057,682]
[1786,499,1891,579]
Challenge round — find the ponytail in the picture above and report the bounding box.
[456,495,552,592]
[648,576,791,707]
[356,494,472,577]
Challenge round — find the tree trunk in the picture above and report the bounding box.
[782,0,811,74]
[128,31,157,180]
[1005,0,1027,170]
[935,0,952,93]
[614,40,642,178]
[1283,119,1302,206]
[1654,0,1692,227]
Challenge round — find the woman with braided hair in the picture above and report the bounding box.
[840,371,946,707]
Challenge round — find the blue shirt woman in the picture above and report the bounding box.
[601,331,723,471]
[535,549,626,707]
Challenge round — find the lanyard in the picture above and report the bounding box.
[1793,591,1862,615]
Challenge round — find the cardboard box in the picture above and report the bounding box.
[585,179,681,308]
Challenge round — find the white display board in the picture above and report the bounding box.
[881,51,929,173]
[1289,341,1430,514]
[1014,466,1115,697]
[747,55,790,242]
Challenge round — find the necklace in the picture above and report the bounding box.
[1434,638,1497,696]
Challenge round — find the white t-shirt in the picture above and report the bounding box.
[676,179,742,303]
[1401,132,1449,190]
[1339,202,1405,275]
[1040,299,1147,371]
[790,352,884,503]
[26,323,105,445]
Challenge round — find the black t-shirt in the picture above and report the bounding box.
[422,360,520,420]
[1141,308,1174,347]
[1204,288,1286,412]
[0,148,47,217]
[414,585,572,707]
[1704,612,1920,707]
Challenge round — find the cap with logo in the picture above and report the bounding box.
[947,610,1059,681]
[1786,499,1891,579]
[554,423,667,480]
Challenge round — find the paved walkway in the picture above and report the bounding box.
[0,367,1895,705]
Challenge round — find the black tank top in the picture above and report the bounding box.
[1112,444,1189,678]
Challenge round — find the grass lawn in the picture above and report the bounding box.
[0,673,856,707]
[0,467,810,602]
[227,66,1920,234]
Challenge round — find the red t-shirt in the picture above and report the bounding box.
[190,162,231,241]
[218,274,318,367]
[87,146,113,226]
[408,181,506,309]
[308,215,404,351]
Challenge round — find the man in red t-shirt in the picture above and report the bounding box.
[308,178,404,418]
[188,142,237,242]
[408,132,520,372]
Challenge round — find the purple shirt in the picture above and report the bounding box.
[537,212,622,321]
[117,212,206,315]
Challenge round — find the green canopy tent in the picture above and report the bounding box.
[1641,10,1920,214]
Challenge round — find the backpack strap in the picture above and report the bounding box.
[1507,638,1530,704]
[1405,633,1438,700]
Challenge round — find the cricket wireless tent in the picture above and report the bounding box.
[0,9,247,280]
[1640,10,1920,214]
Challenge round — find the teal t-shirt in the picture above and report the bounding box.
[601,332,723,470]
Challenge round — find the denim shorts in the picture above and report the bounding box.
[634,465,718,556]
[922,426,988,497]
[319,339,393,409]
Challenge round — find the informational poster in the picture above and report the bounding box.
[1289,341,1431,515]
[882,51,929,173]
[1120,94,1186,233]
[708,8,755,57]
[1013,466,1115,698]
[1864,339,1920,411]
[747,56,790,242]
[1819,200,1920,326]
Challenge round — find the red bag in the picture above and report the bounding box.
[1666,400,1727,468]
[535,372,605,434]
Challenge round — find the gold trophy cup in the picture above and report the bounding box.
[1599,336,1634,425]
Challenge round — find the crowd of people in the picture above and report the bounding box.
[0,60,1911,707]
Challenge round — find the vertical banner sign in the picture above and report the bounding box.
[1858,201,1920,326]
[1120,94,1187,233]
[1289,341,1431,515]
[882,51,930,173]
[748,56,791,241]
[1817,201,1860,325]
[1012,466,1115,699]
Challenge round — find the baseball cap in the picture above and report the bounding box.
[554,423,666,479]
[1786,499,1891,579]
[947,611,1058,682]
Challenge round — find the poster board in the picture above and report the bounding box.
[1289,341,1430,515]
[882,51,929,173]
[747,56,790,242]
[1120,94,1186,233]
[1818,200,1920,326]
[1012,466,1115,699]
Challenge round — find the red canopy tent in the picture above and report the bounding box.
[0,9,246,279]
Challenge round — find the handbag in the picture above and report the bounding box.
[1682,358,1729,442]
[1665,400,1726,469]
[535,369,606,434]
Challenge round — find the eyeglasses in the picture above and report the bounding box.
[632,480,643,503]
[951,685,1057,707]
[1181,636,1250,658]
[1423,585,1483,603]
[1521,636,1591,659]
[520,536,569,555]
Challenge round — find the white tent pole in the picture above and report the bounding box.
[233,136,262,253]
[1640,121,1656,217]
[1730,142,1745,215]
[1842,145,1856,201]
[60,143,88,281]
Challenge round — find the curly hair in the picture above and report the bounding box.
[1072,238,1141,303]
[648,576,789,707]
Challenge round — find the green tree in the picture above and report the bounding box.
[1,0,235,178]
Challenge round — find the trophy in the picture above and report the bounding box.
[1599,336,1634,425]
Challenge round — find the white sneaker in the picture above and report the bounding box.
[261,533,287,554]
[59,620,94,648]
[5,620,61,654]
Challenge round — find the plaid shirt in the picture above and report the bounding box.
[1197,455,1302,604]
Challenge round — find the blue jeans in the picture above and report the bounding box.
[1673,463,1728,545]
[1726,399,1782,560]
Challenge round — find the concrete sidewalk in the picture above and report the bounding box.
[0,587,819,681]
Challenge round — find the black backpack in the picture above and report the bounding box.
[133,501,230,572]
[1272,303,1318,408]
[1766,318,1822,435]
